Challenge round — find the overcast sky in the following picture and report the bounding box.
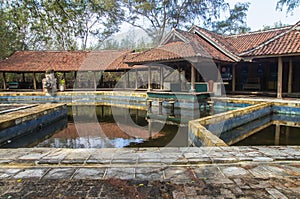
[227,0,300,31]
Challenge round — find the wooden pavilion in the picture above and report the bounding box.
[0,21,299,98]
[124,21,300,98]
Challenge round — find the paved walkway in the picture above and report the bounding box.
[0,146,299,198]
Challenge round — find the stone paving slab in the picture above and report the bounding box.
[0,146,299,198]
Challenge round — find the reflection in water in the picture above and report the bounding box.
[234,125,300,146]
[221,113,300,146]
[36,106,188,148]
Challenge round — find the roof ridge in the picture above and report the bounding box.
[190,26,241,62]
[226,25,291,38]
[239,21,300,56]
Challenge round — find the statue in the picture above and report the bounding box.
[42,69,57,96]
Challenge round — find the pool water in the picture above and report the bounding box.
[234,125,300,146]
[35,106,188,148]
[220,113,300,146]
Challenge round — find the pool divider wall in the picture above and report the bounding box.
[0,104,67,146]
[189,102,273,147]
[189,97,300,147]
[0,91,148,110]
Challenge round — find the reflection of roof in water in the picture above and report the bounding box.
[52,122,152,139]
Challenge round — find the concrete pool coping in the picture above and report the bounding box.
[0,146,299,198]
[189,97,300,147]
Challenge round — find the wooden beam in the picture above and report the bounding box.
[93,72,97,90]
[160,66,163,90]
[288,58,293,94]
[33,72,37,90]
[135,69,138,89]
[2,72,6,90]
[217,63,221,81]
[277,57,283,98]
[148,66,152,91]
[63,72,66,89]
[190,64,195,92]
[232,64,236,92]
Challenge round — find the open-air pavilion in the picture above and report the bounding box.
[0,21,299,98]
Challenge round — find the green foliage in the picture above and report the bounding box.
[122,0,229,44]
[261,21,290,30]
[211,2,250,35]
[276,0,300,14]
[0,0,123,60]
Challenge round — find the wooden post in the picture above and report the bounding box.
[190,64,196,92]
[93,72,97,90]
[124,70,127,89]
[63,72,66,89]
[277,57,283,98]
[135,69,138,90]
[74,71,77,88]
[232,64,236,92]
[127,70,130,88]
[288,58,293,94]
[148,66,152,91]
[2,72,6,90]
[160,66,163,90]
[217,63,221,81]
[178,68,181,91]
[33,72,37,90]
[22,73,25,82]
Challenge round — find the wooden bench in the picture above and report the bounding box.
[243,77,261,90]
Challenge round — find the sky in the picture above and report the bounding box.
[227,0,300,31]
[109,0,300,45]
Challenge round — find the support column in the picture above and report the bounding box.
[93,72,97,90]
[288,58,293,94]
[33,72,37,90]
[178,68,182,91]
[63,72,66,89]
[148,66,152,91]
[123,70,129,89]
[135,69,138,90]
[74,71,77,88]
[2,72,6,90]
[232,64,236,92]
[190,64,196,92]
[277,57,283,98]
[160,66,163,90]
[22,73,25,82]
[217,63,221,81]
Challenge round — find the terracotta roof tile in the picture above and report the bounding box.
[125,30,235,64]
[241,28,300,57]
[0,50,132,72]
[191,24,300,58]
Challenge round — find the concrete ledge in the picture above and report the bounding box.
[0,91,148,109]
[0,104,67,146]
[189,103,272,146]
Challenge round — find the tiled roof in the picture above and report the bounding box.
[125,30,235,64]
[240,26,300,57]
[0,50,132,72]
[191,23,300,58]
[225,27,289,54]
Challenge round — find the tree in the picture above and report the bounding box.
[276,0,300,13]
[122,0,229,44]
[261,21,289,30]
[0,0,123,60]
[211,2,250,35]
